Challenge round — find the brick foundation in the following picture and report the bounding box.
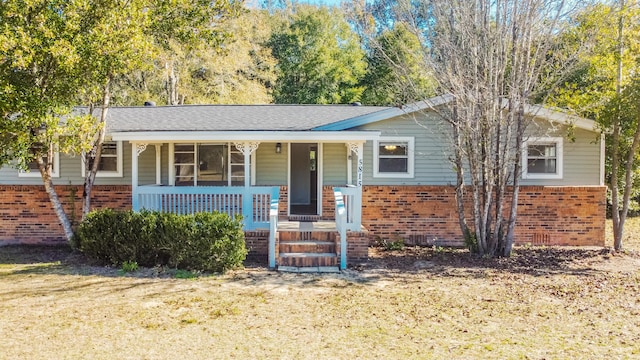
[362,185,606,247]
[0,185,131,245]
[0,184,607,256]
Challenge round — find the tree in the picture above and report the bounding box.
[545,1,640,251]
[403,0,585,256]
[1,0,112,241]
[145,0,244,105]
[359,22,435,106]
[268,5,367,104]
[112,9,278,105]
[0,0,240,242]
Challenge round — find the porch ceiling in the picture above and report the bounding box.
[110,130,381,143]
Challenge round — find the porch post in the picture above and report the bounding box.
[234,142,260,228]
[347,142,364,230]
[131,142,148,211]
[154,144,162,185]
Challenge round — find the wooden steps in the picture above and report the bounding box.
[277,225,339,270]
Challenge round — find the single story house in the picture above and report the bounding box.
[0,96,606,269]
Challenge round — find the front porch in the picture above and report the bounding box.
[126,139,371,270]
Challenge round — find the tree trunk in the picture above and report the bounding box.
[82,79,111,219]
[37,156,74,242]
[612,0,626,251]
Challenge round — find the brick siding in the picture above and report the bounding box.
[362,185,606,247]
[0,185,131,245]
[1,184,607,257]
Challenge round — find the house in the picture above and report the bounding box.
[0,96,606,269]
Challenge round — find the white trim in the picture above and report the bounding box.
[287,142,291,216]
[81,141,123,178]
[522,137,564,180]
[600,133,605,186]
[168,143,175,186]
[111,131,380,143]
[317,143,323,216]
[19,152,60,178]
[373,137,415,178]
[314,94,597,132]
[346,145,353,185]
[155,144,162,185]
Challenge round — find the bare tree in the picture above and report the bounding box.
[403,0,586,256]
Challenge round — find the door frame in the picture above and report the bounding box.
[288,142,322,216]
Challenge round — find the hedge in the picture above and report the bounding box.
[73,209,247,273]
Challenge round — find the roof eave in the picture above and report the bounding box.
[110,130,381,142]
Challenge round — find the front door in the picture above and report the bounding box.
[290,143,318,215]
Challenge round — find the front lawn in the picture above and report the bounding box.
[0,219,639,359]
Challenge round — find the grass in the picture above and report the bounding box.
[0,219,639,359]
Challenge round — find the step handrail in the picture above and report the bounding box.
[334,188,347,270]
[268,187,280,269]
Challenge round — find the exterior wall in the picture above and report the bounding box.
[0,185,131,245]
[323,143,348,185]
[255,143,288,186]
[362,185,606,247]
[356,113,603,186]
[0,142,135,186]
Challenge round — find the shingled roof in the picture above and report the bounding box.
[103,104,392,133]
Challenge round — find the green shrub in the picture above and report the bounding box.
[74,209,247,273]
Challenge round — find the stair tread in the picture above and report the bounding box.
[279,240,335,245]
[277,266,340,273]
[279,252,337,258]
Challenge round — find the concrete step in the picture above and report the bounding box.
[279,241,335,254]
[278,252,338,267]
[277,266,340,273]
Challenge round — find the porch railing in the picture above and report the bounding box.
[268,187,280,269]
[333,188,348,270]
[333,186,361,231]
[134,185,279,230]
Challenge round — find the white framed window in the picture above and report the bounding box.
[522,137,563,179]
[373,137,414,178]
[81,141,123,177]
[172,143,246,186]
[19,152,60,178]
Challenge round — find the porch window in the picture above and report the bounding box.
[522,137,563,179]
[19,151,60,178]
[81,141,123,177]
[173,143,245,186]
[373,137,414,178]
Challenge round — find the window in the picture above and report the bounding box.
[522,137,563,179]
[19,152,60,178]
[173,143,245,186]
[373,137,414,178]
[81,141,123,177]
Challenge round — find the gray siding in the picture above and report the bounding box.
[322,143,348,185]
[357,113,456,186]
[356,112,602,186]
[0,112,602,187]
[255,143,288,186]
[0,142,134,186]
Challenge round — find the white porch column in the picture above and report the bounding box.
[154,144,162,185]
[132,142,148,211]
[233,142,260,187]
[347,142,364,230]
[347,142,364,187]
[234,142,260,228]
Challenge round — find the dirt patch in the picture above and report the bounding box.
[1,239,640,359]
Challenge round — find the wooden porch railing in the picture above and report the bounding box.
[134,185,279,230]
[334,188,348,270]
[333,186,361,231]
[268,187,280,269]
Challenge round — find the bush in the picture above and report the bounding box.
[74,209,247,273]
